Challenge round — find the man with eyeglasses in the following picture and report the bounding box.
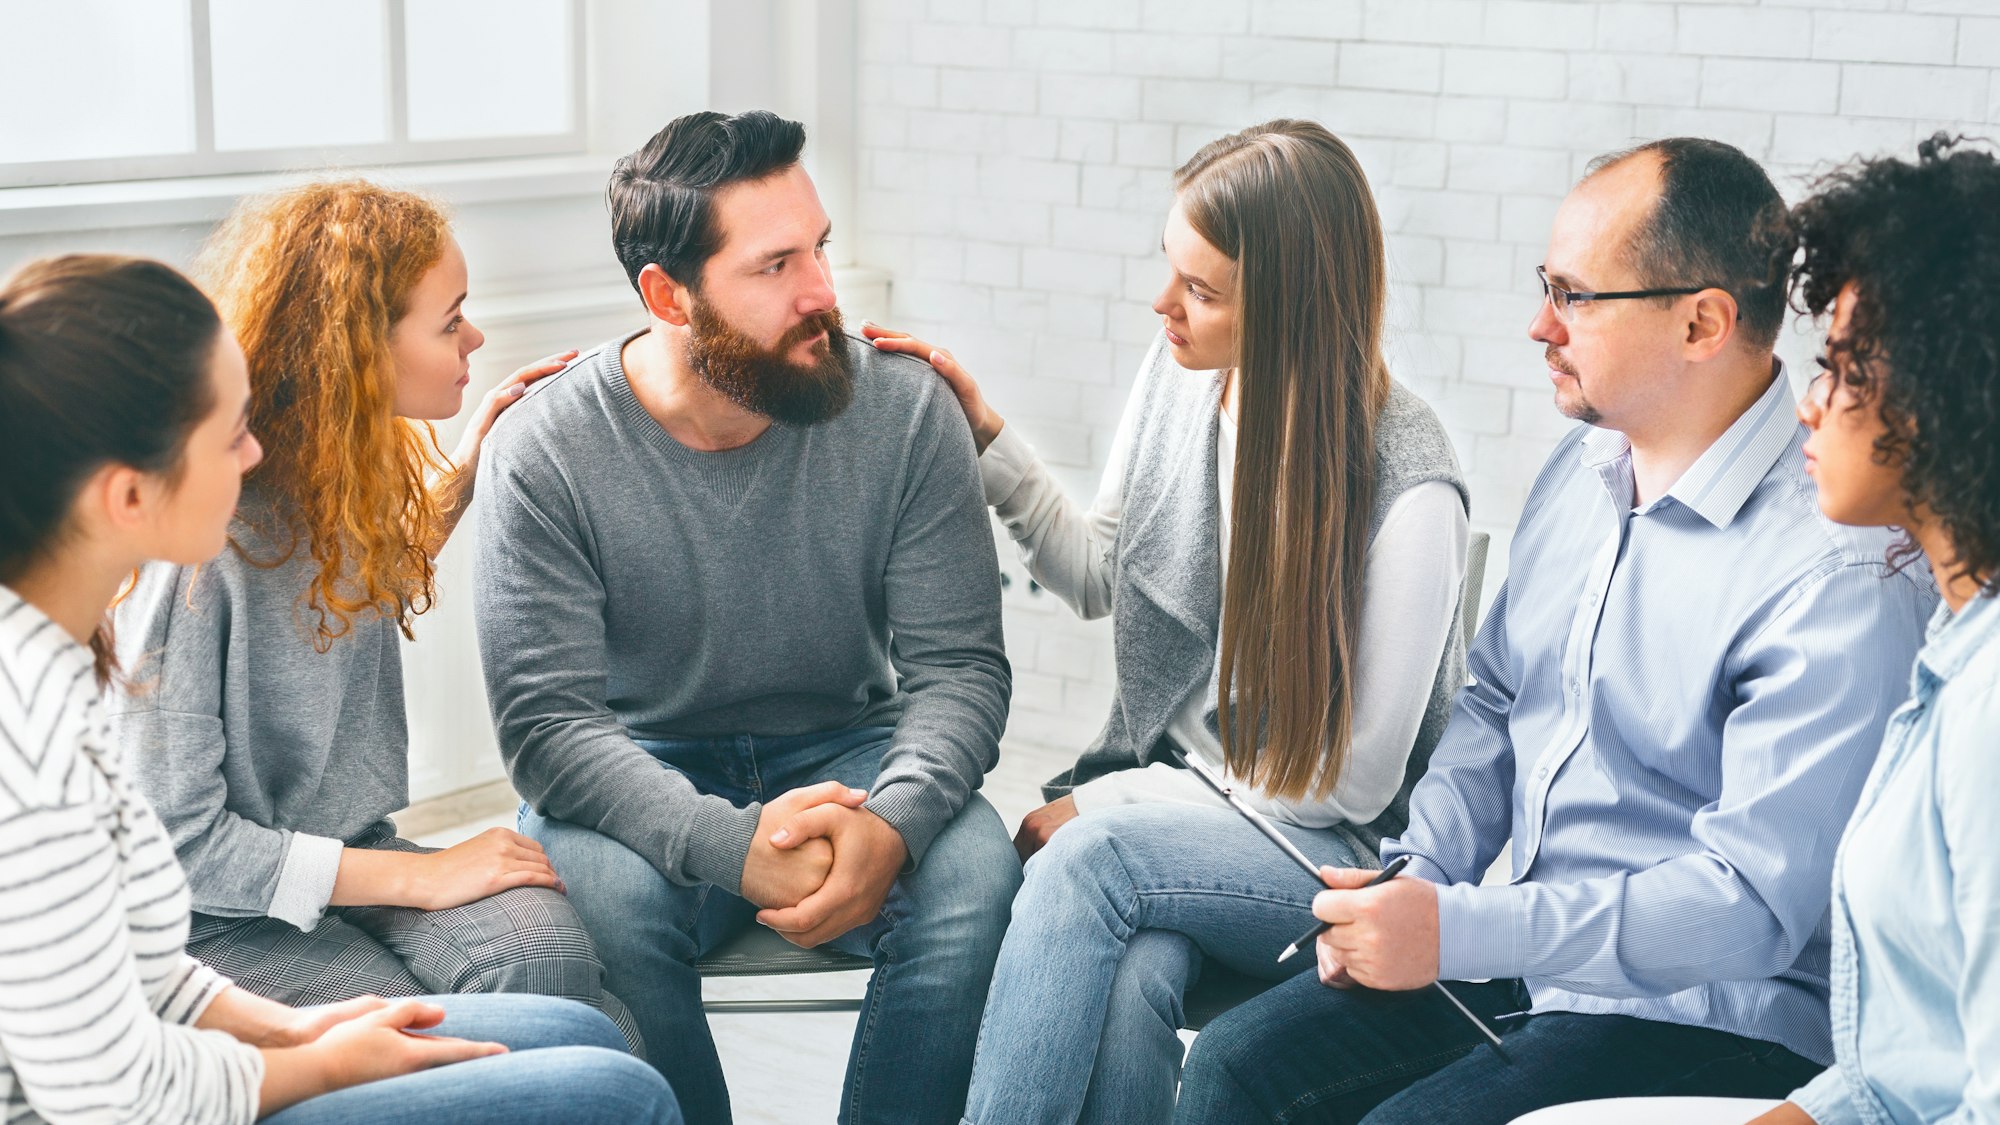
[1174,138,1936,1124]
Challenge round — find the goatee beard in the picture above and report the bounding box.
[686,301,854,426]
[1547,344,1601,426]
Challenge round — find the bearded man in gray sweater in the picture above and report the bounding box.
[473,110,1018,1124]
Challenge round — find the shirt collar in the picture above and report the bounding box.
[1916,586,2000,683]
[1575,360,1797,529]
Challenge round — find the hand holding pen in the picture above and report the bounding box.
[1281,856,1410,962]
[1164,744,1511,1062]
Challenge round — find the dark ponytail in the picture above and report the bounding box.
[0,254,223,680]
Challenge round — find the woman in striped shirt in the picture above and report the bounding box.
[0,253,679,1124]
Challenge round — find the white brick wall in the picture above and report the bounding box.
[853,0,1992,757]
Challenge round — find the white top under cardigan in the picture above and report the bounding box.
[980,380,1469,828]
[0,587,263,1125]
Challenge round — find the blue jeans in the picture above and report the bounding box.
[264,993,679,1124]
[962,803,1368,1125]
[1174,973,1822,1124]
[523,726,1021,1125]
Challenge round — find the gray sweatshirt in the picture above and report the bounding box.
[473,330,1010,894]
[110,493,408,931]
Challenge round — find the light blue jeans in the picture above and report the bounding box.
[962,803,1368,1125]
[523,726,1021,1125]
[263,993,679,1124]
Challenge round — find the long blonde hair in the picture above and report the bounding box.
[1178,121,1391,801]
[197,180,454,648]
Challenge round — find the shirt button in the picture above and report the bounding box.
[1538,766,1550,778]
[1568,681,1580,696]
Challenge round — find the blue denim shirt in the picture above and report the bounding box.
[1789,590,2000,1124]
[1383,371,1937,1065]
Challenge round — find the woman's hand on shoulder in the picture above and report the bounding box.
[449,348,579,469]
[862,322,1004,453]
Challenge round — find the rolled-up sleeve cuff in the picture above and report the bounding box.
[978,423,1035,507]
[1789,1067,1860,1125]
[268,831,345,931]
[865,779,950,869]
[159,956,235,1024]
[1434,881,1525,982]
[683,800,764,897]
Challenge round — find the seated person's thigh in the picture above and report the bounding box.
[834,792,1019,955]
[520,807,720,951]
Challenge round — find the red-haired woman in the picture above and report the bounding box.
[109,181,641,1055]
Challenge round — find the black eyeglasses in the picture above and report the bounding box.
[1536,265,1724,323]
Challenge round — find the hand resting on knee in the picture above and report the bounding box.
[329,827,566,912]
[1011,794,1079,862]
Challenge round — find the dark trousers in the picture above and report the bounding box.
[1174,975,1821,1124]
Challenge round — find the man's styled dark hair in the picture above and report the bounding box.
[608,110,808,295]
[1793,133,2000,596]
[1585,137,1792,349]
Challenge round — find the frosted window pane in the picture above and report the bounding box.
[210,0,388,151]
[405,0,572,141]
[0,0,195,164]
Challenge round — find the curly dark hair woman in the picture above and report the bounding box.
[1756,134,2000,1125]
[1791,131,2000,599]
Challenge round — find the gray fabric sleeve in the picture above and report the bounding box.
[474,448,762,893]
[865,381,1012,865]
[110,561,333,926]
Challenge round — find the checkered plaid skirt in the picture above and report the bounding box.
[189,836,645,1058]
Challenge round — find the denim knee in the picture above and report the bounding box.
[897,796,1020,947]
[524,810,702,966]
[423,993,628,1052]
[531,999,628,1053]
[1020,811,1134,904]
[536,1047,682,1125]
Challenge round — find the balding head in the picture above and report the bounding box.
[1579,138,1792,350]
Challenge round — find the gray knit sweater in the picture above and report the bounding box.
[1046,338,1469,856]
[473,330,1010,894]
[111,491,408,931]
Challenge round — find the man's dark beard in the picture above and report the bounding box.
[1547,344,1601,426]
[685,300,854,425]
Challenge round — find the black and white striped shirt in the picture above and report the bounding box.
[1,586,261,1124]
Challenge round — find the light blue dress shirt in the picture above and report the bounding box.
[1789,590,2000,1124]
[1382,370,1936,1066]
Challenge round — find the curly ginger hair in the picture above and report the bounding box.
[198,180,456,648]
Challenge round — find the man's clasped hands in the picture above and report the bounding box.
[740,781,910,948]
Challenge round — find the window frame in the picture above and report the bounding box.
[0,0,588,189]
